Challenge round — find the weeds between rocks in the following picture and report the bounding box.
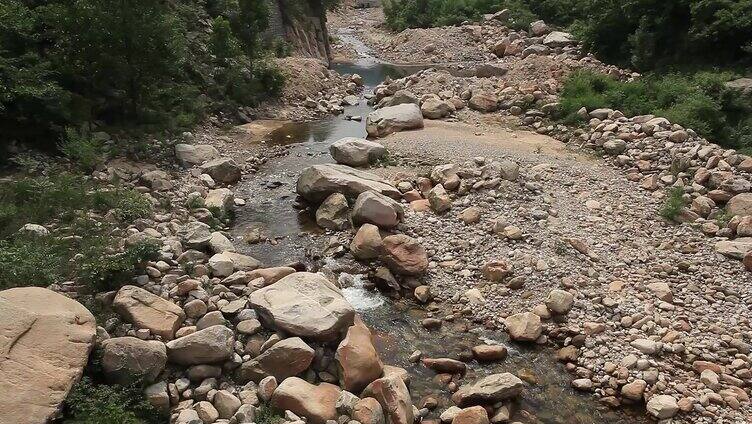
[660,187,686,222]
[63,376,163,424]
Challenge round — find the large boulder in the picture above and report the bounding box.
[0,287,96,424]
[101,337,167,385]
[542,31,575,47]
[381,234,429,275]
[352,191,404,229]
[646,395,679,419]
[249,272,356,341]
[165,325,235,365]
[380,90,419,108]
[727,193,752,216]
[112,286,185,340]
[175,144,220,166]
[421,97,454,119]
[336,318,384,393]
[200,158,242,184]
[271,377,341,424]
[330,138,387,167]
[468,91,498,112]
[362,375,414,424]
[453,373,524,406]
[297,164,401,203]
[366,103,424,138]
[205,188,234,215]
[715,237,752,259]
[237,337,314,382]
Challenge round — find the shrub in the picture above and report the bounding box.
[59,128,104,172]
[0,236,67,289]
[558,70,751,149]
[383,0,537,31]
[660,187,686,221]
[254,404,284,424]
[63,377,162,424]
[78,241,160,292]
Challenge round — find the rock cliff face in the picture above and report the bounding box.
[266,0,331,65]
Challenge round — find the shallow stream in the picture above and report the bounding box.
[231,29,649,424]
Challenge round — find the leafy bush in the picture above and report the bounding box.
[660,187,686,221]
[78,241,160,292]
[2,0,285,149]
[59,128,104,172]
[0,236,67,289]
[63,377,162,424]
[0,174,152,237]
[383,0,537,31]
[558,70,751,149]
[254,404,284,424]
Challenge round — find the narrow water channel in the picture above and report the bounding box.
[231,29,649,424]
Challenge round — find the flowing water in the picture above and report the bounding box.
[231,29,649,424]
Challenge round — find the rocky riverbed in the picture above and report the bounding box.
[2,2,751,424]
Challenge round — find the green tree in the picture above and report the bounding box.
[231,0,269,58]
[44,0,186,122]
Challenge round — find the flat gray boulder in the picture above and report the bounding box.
[165,325,234,365]
[297,164,401,203]
[329,137,386,167]
[366,103,424,138]
[250,272,355,341]
[175,144,219,166]
[453,373,524,406]
[0,287,96,424]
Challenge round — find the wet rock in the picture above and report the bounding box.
[422,357,466,375]
[101,337,166,385]
[336,318,384,393]
[471,345,508,362]
[381,234,429,275]
[112,285,185,340]
[271,377,341,424]
[352,191,404,229]
[453,373,524,406]
[249,272,355,341]
[165,325,234,365]
[366,103,424,137]
[297,164,401,203]
[329,137,387,167]
[0,287,96,424]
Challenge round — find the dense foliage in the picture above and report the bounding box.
[0,0,284,150]
[383,0,537,30]
[558,70,752,150]
[63,377,163,424]
[383,0,752,70]
[0,172,158,290]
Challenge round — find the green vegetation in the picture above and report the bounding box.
[63,377,162,424]
[660,187,686,221]
[254,404,285,424]
[558,70,752,150]
[0,173,157,291]
[384,0,752,71]
[383,0,537,30]
[1,0,284,153]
